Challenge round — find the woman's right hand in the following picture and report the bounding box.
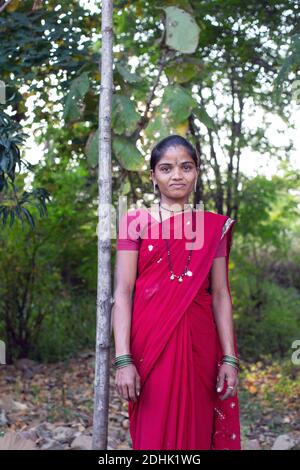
[115,363,141,402]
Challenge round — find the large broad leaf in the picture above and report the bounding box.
[85,129,99,167]
[85,132,144,171]
[111,95,140,135]
[145,85,196,138]
[145,113,171,140]
[165,61,202,83]
[112,137,144,171]
[163,6,200,53]
[121,176,131,195]
[162,85,195,124]
[63,72,89,122]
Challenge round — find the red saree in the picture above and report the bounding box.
[116,207,241,450]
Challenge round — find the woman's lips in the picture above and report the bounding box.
[170,184,185,188]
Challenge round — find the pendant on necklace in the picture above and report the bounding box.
[170,271,193,281]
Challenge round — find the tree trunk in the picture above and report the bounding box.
[92,0,114,450]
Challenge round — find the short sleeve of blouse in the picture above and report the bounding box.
[116,211,141,251]
[214,232,227,258]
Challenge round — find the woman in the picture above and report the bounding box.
[112,135,241,450]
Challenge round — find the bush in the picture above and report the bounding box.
[30,294,96,363]
[234,276,300,362]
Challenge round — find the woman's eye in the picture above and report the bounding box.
[160,165,192,172]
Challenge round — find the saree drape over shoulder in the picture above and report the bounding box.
[116,207,241,450]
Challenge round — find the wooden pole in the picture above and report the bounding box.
[92,0,114,450]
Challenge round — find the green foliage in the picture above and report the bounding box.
[85,129,99,168]
[163,6,200,53]
[115,63,144,84]
[0,1,91,87]
[0,158,97,362]
[193,105,217,131]
[274,34,300,101]
[165,61,201,84]
[0,0,299,363]
[235,279,300,361]
[0,104,50,227]
[112,136,144,171]
[63,72,90,122]
[111,95,141,135]
[229,170,300,360]
[237,174,299,252]
[146,85,196,138]
[31,294,96,363]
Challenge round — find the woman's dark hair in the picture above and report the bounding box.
[150,134,199,171]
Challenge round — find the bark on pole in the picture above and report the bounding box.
[92,0,114,450]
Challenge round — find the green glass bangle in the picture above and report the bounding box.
[114,358,134,365]
[222,354,240,362]
[222,358,239,364]
[113,353,134,368]
[114,359,133,365]
[222,357,239,364]
[222,359,239,367]
[114,361,134,369]
[113,353,132,361]
[115,359,133,363]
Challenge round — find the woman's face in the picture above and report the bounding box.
[151,145,199,200]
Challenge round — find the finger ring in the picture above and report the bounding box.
[227,386,234,390]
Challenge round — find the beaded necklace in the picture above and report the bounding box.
[158,200,196,282]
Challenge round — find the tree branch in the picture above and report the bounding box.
[0,0,14,14]
[133,48,172,139]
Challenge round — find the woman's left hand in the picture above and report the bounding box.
[216,363,239,401]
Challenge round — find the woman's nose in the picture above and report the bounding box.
[172,167,182,178]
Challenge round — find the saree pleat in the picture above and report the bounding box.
[122,209,241,450]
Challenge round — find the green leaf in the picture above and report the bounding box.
[163,85,195,123]
[145,115,171,140]
[21,207,35,229]
[85,130,99,167]
[111,95,140,135]
[165,61,201,83]
[112,136,144,171]
[63,72,89,122]
[146,85,196,137]
[193,106,217,131]
[163,6,200,53]
[121,177,131,195]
